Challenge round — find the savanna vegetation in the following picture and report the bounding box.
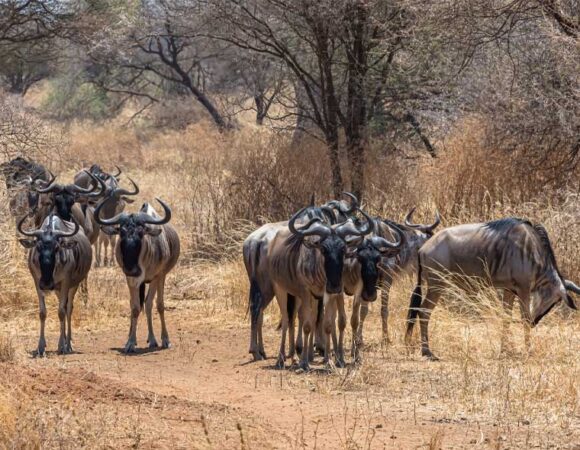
[0,0,578,448]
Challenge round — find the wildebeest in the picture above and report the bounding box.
[244,205,374,370]
[33,172,103,245]
[356,208,440,346]
[17,214,92,355]
[1,156,50,189]
[406,218,579,360]
[94,193,180,353]
[90,171,138,267]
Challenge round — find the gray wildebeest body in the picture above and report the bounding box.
[243,206,373,370]
[356,209,440,346]
[18,214,92,355]
[95,196,180,353]
[406,218,579,359]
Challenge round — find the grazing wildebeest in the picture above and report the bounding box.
[244,205,373,370]
[18,214,92,355]
[94,194,180,353]
[356,208,440,346]
[406,218,579,360]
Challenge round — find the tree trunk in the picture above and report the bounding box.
[327,135,343,198]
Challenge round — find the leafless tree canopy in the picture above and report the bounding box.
[0,0,577,196]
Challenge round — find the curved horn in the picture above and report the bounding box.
[335,209,374,239]
[289,207,332,239]
[565,280,580,295]
[377,221,407,251]
[111,165,122,178]
[53,217,80,239]
[94,196,125,226]
[137,198,172,225]
[320,205,337,224]
[34,171,59,193]
[341,192,359,214]
[17,215,43,237]
[113,176,139,197]
[69,171,101,194]
[405,208,441,234]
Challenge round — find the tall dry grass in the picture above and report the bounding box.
[0,118,578,447]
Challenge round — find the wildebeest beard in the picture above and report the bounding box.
[37,238,58,290]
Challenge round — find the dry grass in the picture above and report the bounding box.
[0,119,579,448]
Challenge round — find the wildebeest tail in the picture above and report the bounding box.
[406,256,423,336]
[316,296,324,326]
[277,294,296,330]
[249,278,262,328]
[139,282,146,310]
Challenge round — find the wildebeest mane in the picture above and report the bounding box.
[484,217,532,233]
[532,223,562,276]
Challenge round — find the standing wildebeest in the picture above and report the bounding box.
[356,208,440,346]
[406,218,579,360]
[18,214,92,355]
[74,165,135,267]
[33,172,103,245]
[94,193,180,353]
[244,206,374,370]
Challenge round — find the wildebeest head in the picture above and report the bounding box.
[349,226,406,302]
[94,195,171,278]
[35,171,102,221]
[18,214,80,290]
[92,173,138,217]
[531,272,579,326]
[289,205,374,295]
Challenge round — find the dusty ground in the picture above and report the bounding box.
[2,273,579,449]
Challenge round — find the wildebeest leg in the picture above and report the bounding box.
[66,286,78,353]
[287,295,297,361]
[322,293,337,366]
[351,294,362,361]
[419,288,441,360]
[517,291,532,353]
[156,276,171,349]
[145,279,159,348]
[335,293,346,367]
[249,279,272,361]
[295,315,303,356]
[103,234,109,267]
[94,240,101,268]
[314,299,326,356]
[298,296,315,371]
[274,288,289,369]
[57,284,69,354]
[500,290,515,354]
[79,277,89,306]
[380,281,393,346]
[125,285,141,353]
[357,301,369,347]
[109,235,117,266]
[36,287,47,357]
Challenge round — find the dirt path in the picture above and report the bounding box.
[7,307,554,450]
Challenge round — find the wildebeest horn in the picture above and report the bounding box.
[404,208,441,233]
[335,208,374,238]
[94,197,125,226]
[34,171,59,193]
[375,221,406,251]
[565,280,580,295]
[289,207,332,239]
[111,165,122,178]
[113,177,139,197]
[320,205,337,224]
[137,198,172,225]
[341,192,359,213]
[17,215,43,237]
[76,170,104,198]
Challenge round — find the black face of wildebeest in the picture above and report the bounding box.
[53,190,76,221]
[117,216,148,277]
[320,235,347,294]
[355,241,383,302]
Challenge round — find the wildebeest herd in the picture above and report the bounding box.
[1,156,579,367]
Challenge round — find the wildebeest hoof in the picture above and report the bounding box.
[297,361,310,372]
[335,358,346,369]
[422,350,439,361]
[148,339,159,349]
[275,357,285,370]
[162,338,171,349]
[250,351,265,361]
[124,341,137,353]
